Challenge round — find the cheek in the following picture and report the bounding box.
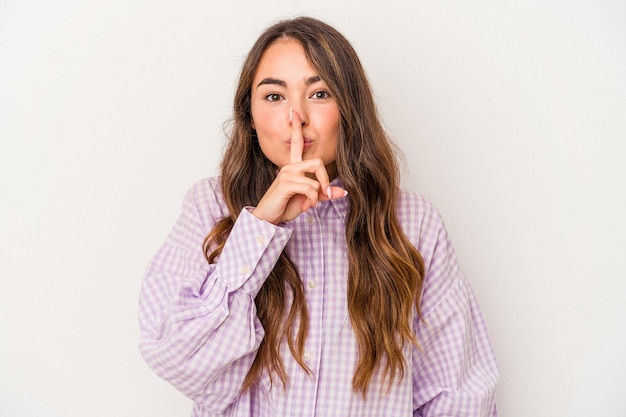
[252,108,281,136]
[252,109,289,166]
[324,108,341,137]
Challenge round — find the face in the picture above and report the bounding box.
[250,39,340,179]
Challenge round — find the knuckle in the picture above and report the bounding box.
[279,165,295,175]
[275,170,286,181]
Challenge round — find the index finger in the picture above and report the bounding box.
[289,108,304,164]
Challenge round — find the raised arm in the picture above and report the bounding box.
[138,179,291,413]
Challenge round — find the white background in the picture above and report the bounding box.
[1,0,625,416]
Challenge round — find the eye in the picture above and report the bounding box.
[310,90,331,100]
[264,93,283,102]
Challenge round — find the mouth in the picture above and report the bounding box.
[287,137,314,150]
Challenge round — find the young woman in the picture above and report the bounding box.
[139,16,498,417]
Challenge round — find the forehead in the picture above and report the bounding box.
[253,39,317,80]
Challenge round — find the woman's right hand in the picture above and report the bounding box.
[252,110,346,224]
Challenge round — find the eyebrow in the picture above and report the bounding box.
[256,75,322,88]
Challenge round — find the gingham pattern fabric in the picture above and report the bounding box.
[139,177,498,416]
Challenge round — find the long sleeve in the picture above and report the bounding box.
[138,178,291,414]
[405,196,499,416]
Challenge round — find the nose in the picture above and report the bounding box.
[289,103,308,126]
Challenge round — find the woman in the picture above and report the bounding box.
[139,16,498,417]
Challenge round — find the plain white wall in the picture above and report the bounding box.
[1,0,625,416]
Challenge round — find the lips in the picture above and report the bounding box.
[287,138,314,151]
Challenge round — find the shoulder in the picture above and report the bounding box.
[181,177,229,228]
[396,188,446,243]
[184,177,222,203]
[398,189,466,316]
[397,188,437,216]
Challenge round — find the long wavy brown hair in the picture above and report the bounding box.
[203,16,425,396]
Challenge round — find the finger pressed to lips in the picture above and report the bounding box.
[289,109,304,163]
[283,109,337,205]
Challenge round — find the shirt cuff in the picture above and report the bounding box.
[215,207,292,296]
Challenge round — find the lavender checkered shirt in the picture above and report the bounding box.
[138,177,498,416]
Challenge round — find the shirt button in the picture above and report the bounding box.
[308,280,317,290]
[307,215,314,224]
[241,265,250,275]
[303,351,311,361]
[256,235,265,245]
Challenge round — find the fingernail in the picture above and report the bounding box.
[342,190,348,197]
[289,107,293,122]
[326,186,332,200]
